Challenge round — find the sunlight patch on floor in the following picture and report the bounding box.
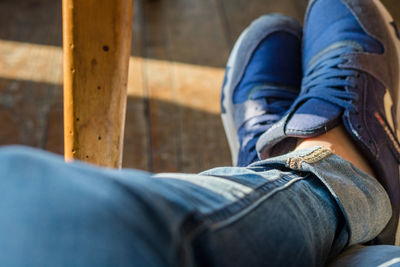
[0,39,224,113]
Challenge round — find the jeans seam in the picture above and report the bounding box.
[178,172,311,266]
[198,172,311,231]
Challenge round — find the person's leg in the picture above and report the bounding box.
[256,0,400,245]
[0,146,165,266]
[328,245,400,266]
[0,144,389,267]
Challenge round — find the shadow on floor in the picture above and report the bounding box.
[0,78,231,173]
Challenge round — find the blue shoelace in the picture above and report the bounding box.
[238,46,361,166]
[237,87,298,166]
[295,46,359,111]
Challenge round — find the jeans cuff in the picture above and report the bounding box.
[250,146,392,246]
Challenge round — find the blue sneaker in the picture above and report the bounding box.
[221,14,302,167]
[256,0,400,244]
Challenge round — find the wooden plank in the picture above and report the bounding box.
[141,0,181,172]
[160,0,230,68]
[139,0,235,172]
[0,40,62,149]
[154,0,231,172]
[123,0,150,171]
[63,0,134,168]
[0,78,59,148]
[0,106,20,145]
[219,0,308,45]
[173,63,230,172]
[45,98,64,155]
[0,0,62,46]
[0,0,62,151]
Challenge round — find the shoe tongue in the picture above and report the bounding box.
[285,99,342,137]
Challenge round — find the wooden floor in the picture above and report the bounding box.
[0,0,398,173]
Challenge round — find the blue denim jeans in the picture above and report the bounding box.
[0,145,391,266]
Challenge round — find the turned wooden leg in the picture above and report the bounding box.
[62,0,134,168]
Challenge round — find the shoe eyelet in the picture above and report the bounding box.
[356,125,362,129]
[342,58,350,64]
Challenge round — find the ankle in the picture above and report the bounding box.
[295,125,375,177]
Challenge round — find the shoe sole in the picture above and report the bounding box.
[221,27,248,166]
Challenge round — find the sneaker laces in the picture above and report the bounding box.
[294,46,359,111]
[237,86,298,166]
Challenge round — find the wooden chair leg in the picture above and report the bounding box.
[62,0,134,168]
